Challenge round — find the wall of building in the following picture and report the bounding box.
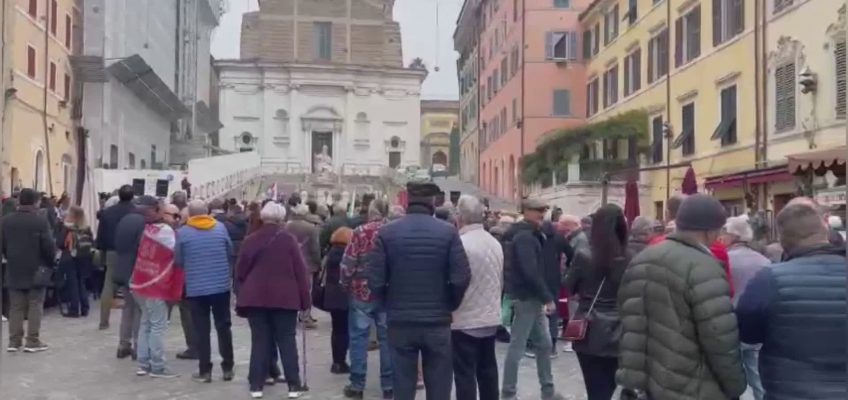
[5,0,78,195]
[455,1,479,184]
[216,61,425,174]
[420,103,458,169]
[477,0,589,202]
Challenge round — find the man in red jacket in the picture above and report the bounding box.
[649,194,735,296]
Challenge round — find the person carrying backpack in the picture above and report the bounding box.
[57,206,95,318]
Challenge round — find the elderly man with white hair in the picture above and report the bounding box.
[721,215,771,400]
[558,214,588,255]
[451,195,504,400]
[176,199,235,383]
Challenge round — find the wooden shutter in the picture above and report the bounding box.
[712,0,723,46]
[689,6,701,59]
[648,38,655,83]
[545,32,553,59]
[652,116,663,163]
[682,103,695,155]
[732,0,744,35]
[26,46,36,78]
[775,63,796,131]
[586,82,592,117]
[658,30,668,77]
[628,0,638,24]
[675,17,684,67]
[604,14,610,45]
[583,30,592,59]
[568,32,578,60]
[836,40,846,119]
[633,48,642,91]
[611,65,619,104]
[624,55,631,96]
[593,23,600,54]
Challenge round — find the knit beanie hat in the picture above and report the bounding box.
[675,193,727,231]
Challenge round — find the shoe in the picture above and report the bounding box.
[192,372,212,383]
[1,315,6,322]
[98,322,109,330]
[250,391,264,399]
[136,368,150,376]
[343,385,364,399]
[382,389,394,399]
[7,343,22,352]
[150,370,179,379]
[288,384,308,398]
[562,342,574,352]
[330,362,350,374]
[222,370,235,381]
[116,346,132,359]
[23,342,49,353]
[175,350,198,360]
[524,350,536,359]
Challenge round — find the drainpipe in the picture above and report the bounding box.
[664,0,672,203]
[42,0,54,194]
[0,0,8,193]
[754,0,761,173]
[518,0,526,202]
[475,4,482,188]
[761,0,770,211]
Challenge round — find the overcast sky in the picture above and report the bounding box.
[211,0,462,100]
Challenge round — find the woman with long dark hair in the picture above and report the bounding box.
[563,204,629,400]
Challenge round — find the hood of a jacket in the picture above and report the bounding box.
[187,215,217,230]
[785,243,845,261]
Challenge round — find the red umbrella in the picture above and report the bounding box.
[623,179,640,226]
[681,167,698,195]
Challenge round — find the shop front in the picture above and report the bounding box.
[787,145,847,223]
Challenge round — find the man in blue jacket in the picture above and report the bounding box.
[736,203,846,400]
[176,199,235,383]
[367,182,471,400]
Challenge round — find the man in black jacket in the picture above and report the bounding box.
[501,198,566,400]
[3,189,56,352]
[96,185,135,330]
[539,219,573,357]
[367,182,471,399]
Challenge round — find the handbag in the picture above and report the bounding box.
[32,266,55,288]
[312,255,329,311]
[563,277,605,341]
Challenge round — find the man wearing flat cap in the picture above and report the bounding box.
[501,198,566,400]
[366,182,471,399]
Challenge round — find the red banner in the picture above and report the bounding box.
[130,224,184,302]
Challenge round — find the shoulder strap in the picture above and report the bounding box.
[585,277,606,315]
[244,230,284,280]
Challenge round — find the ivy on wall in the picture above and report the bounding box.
[521,110,651,184]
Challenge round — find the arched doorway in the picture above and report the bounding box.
[34,150,45,191]
[431,150,447,167]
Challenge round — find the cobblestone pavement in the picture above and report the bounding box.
[0,303,589,400]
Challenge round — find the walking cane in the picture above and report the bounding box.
[301,319,309,391]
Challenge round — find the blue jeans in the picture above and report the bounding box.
[502,299,554,398]
[135,294,169,373]
[348,299,393,391]
[741,343,764,400]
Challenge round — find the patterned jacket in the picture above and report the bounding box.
[340,219,385,302]
[452,224,503,331]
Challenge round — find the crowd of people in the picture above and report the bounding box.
[1,180,846,400]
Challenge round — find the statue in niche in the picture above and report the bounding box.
[313,144,334,175]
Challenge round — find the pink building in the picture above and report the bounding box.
[475,0,588,202]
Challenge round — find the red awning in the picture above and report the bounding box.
[704,165,794,190]
[787,146,847,174]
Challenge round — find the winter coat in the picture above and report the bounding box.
[113,212,147,286]
[736,245,846,400]
[452,223,503,331]
[318,245,349,311]
[502,221,553,304]
[562,249,628,357]
[366,204,471,326]
[626,237,650,256]
[320,215,349,254]
[1,207,56,289]
[286,217,321,273]
[541,221,574,299]
[96,201,134,251]
[176,216,233,297]
[617,232,747,400]
[566,229,589,255]
[235,224,310,313]
[726,243,770,305]
[215,212,247,261]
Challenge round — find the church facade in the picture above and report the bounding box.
[215,0,426,177]
[216,61,425,175]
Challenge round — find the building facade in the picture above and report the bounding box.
[568,0,759,218]
[1,0,80,196]
[760,0,846,212]
[240,0,402,68]
[474,0,589,204]
[420,99,459,170]
[215,62,425,175]
[455,0,480,184]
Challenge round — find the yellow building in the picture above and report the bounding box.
[420,99,459,170]
[580,0,759,218]
[1,0,78,196]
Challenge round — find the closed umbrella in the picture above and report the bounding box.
[681,167,698,195]
[624,179,640,226]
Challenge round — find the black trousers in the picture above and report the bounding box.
[388,325,453,400]
[452,330,499,400]
[575,352,618,400]
[188,292,235,374]
[330,309,349,365]
[246,308,301,391]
